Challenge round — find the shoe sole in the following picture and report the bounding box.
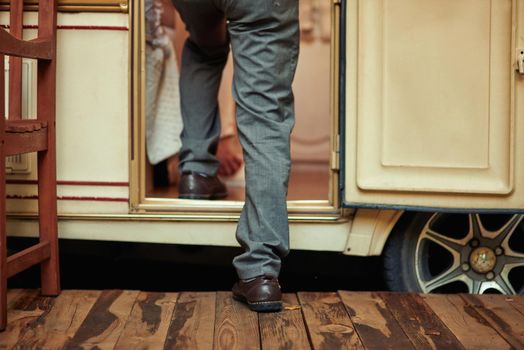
[232,294,283,312]
[179,192,228,200]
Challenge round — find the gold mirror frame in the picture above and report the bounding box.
[128,0,344,223]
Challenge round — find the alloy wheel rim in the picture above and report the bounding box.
[415,213,524,294]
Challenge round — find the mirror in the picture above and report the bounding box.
[143,0,332,203]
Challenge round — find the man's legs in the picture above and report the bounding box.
[172,1,229,175]
[172,0,299,311]
[221,0,300,280]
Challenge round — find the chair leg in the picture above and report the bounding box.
[0,55,7,331]
[0,164,7,331]
[0,237,6,331]
[37,148,60,297]
[0,182,6,331]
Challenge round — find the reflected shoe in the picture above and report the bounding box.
[232,275,283,312]
[178,171,228,200]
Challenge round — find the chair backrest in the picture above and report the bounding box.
[0,0,57,123]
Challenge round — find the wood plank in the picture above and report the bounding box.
[6,289,25,307]
[7,241,51,278]
[164,291,216,350]
[338,291,414,350]
[12,290,100,349]
[5,289,40,316]
[259,293,311,350]
[506,295,524,317]
[7,289,40,310]
[0,290,54,348]
[380,293,464,350]
[421,294,511,350]
[298,292,364,350]
[462,294,524,349]
[63,289,139,349]
[214,291,260,350]
[114,292,178,349]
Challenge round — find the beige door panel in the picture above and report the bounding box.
[344,0,524,209]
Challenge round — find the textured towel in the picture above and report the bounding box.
[145,0,183,165]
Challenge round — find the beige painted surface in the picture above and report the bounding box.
[1,10,357,254]
[0,7,395,255]
[7,218,352,252]
[344,209,402,256]
[56,29,129,183]
[1,12,131,214]
[345,0,524,208]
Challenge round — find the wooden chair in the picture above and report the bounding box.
[0,0,60,330]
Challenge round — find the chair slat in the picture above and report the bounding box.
[4,127,48,156]
[8,58,22,119]
[6,120,47,133]
[37,0,57,127]
[37,0,57,39]
[9,0,23,36]
[7,242,51,278]
[8,0,24,120]
[0,29,53,59]
[0,54,4,120]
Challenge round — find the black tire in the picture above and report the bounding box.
[384,212,433,292]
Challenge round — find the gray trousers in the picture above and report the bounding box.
[171,0,299,279]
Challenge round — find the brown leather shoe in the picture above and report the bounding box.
[232,275,283,312]
[178,172,228,200]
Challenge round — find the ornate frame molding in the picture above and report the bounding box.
[127,0,341,220]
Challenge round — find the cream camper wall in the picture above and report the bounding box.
[0,5,353,253]
[1,12,130,215]
[343,0,524,210]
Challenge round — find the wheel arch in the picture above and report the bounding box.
[344,209,415,256]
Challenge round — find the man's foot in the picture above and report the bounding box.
[178,172,228,199]
[232,275,283,312]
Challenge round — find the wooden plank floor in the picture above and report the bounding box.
[1,290,524,349]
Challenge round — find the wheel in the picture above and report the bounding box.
[384,212,524,294]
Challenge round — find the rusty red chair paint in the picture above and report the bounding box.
[0,0,60,330]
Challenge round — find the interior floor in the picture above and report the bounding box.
[148,162,330,201]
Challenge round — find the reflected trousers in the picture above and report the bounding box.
[171,0,299,279]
